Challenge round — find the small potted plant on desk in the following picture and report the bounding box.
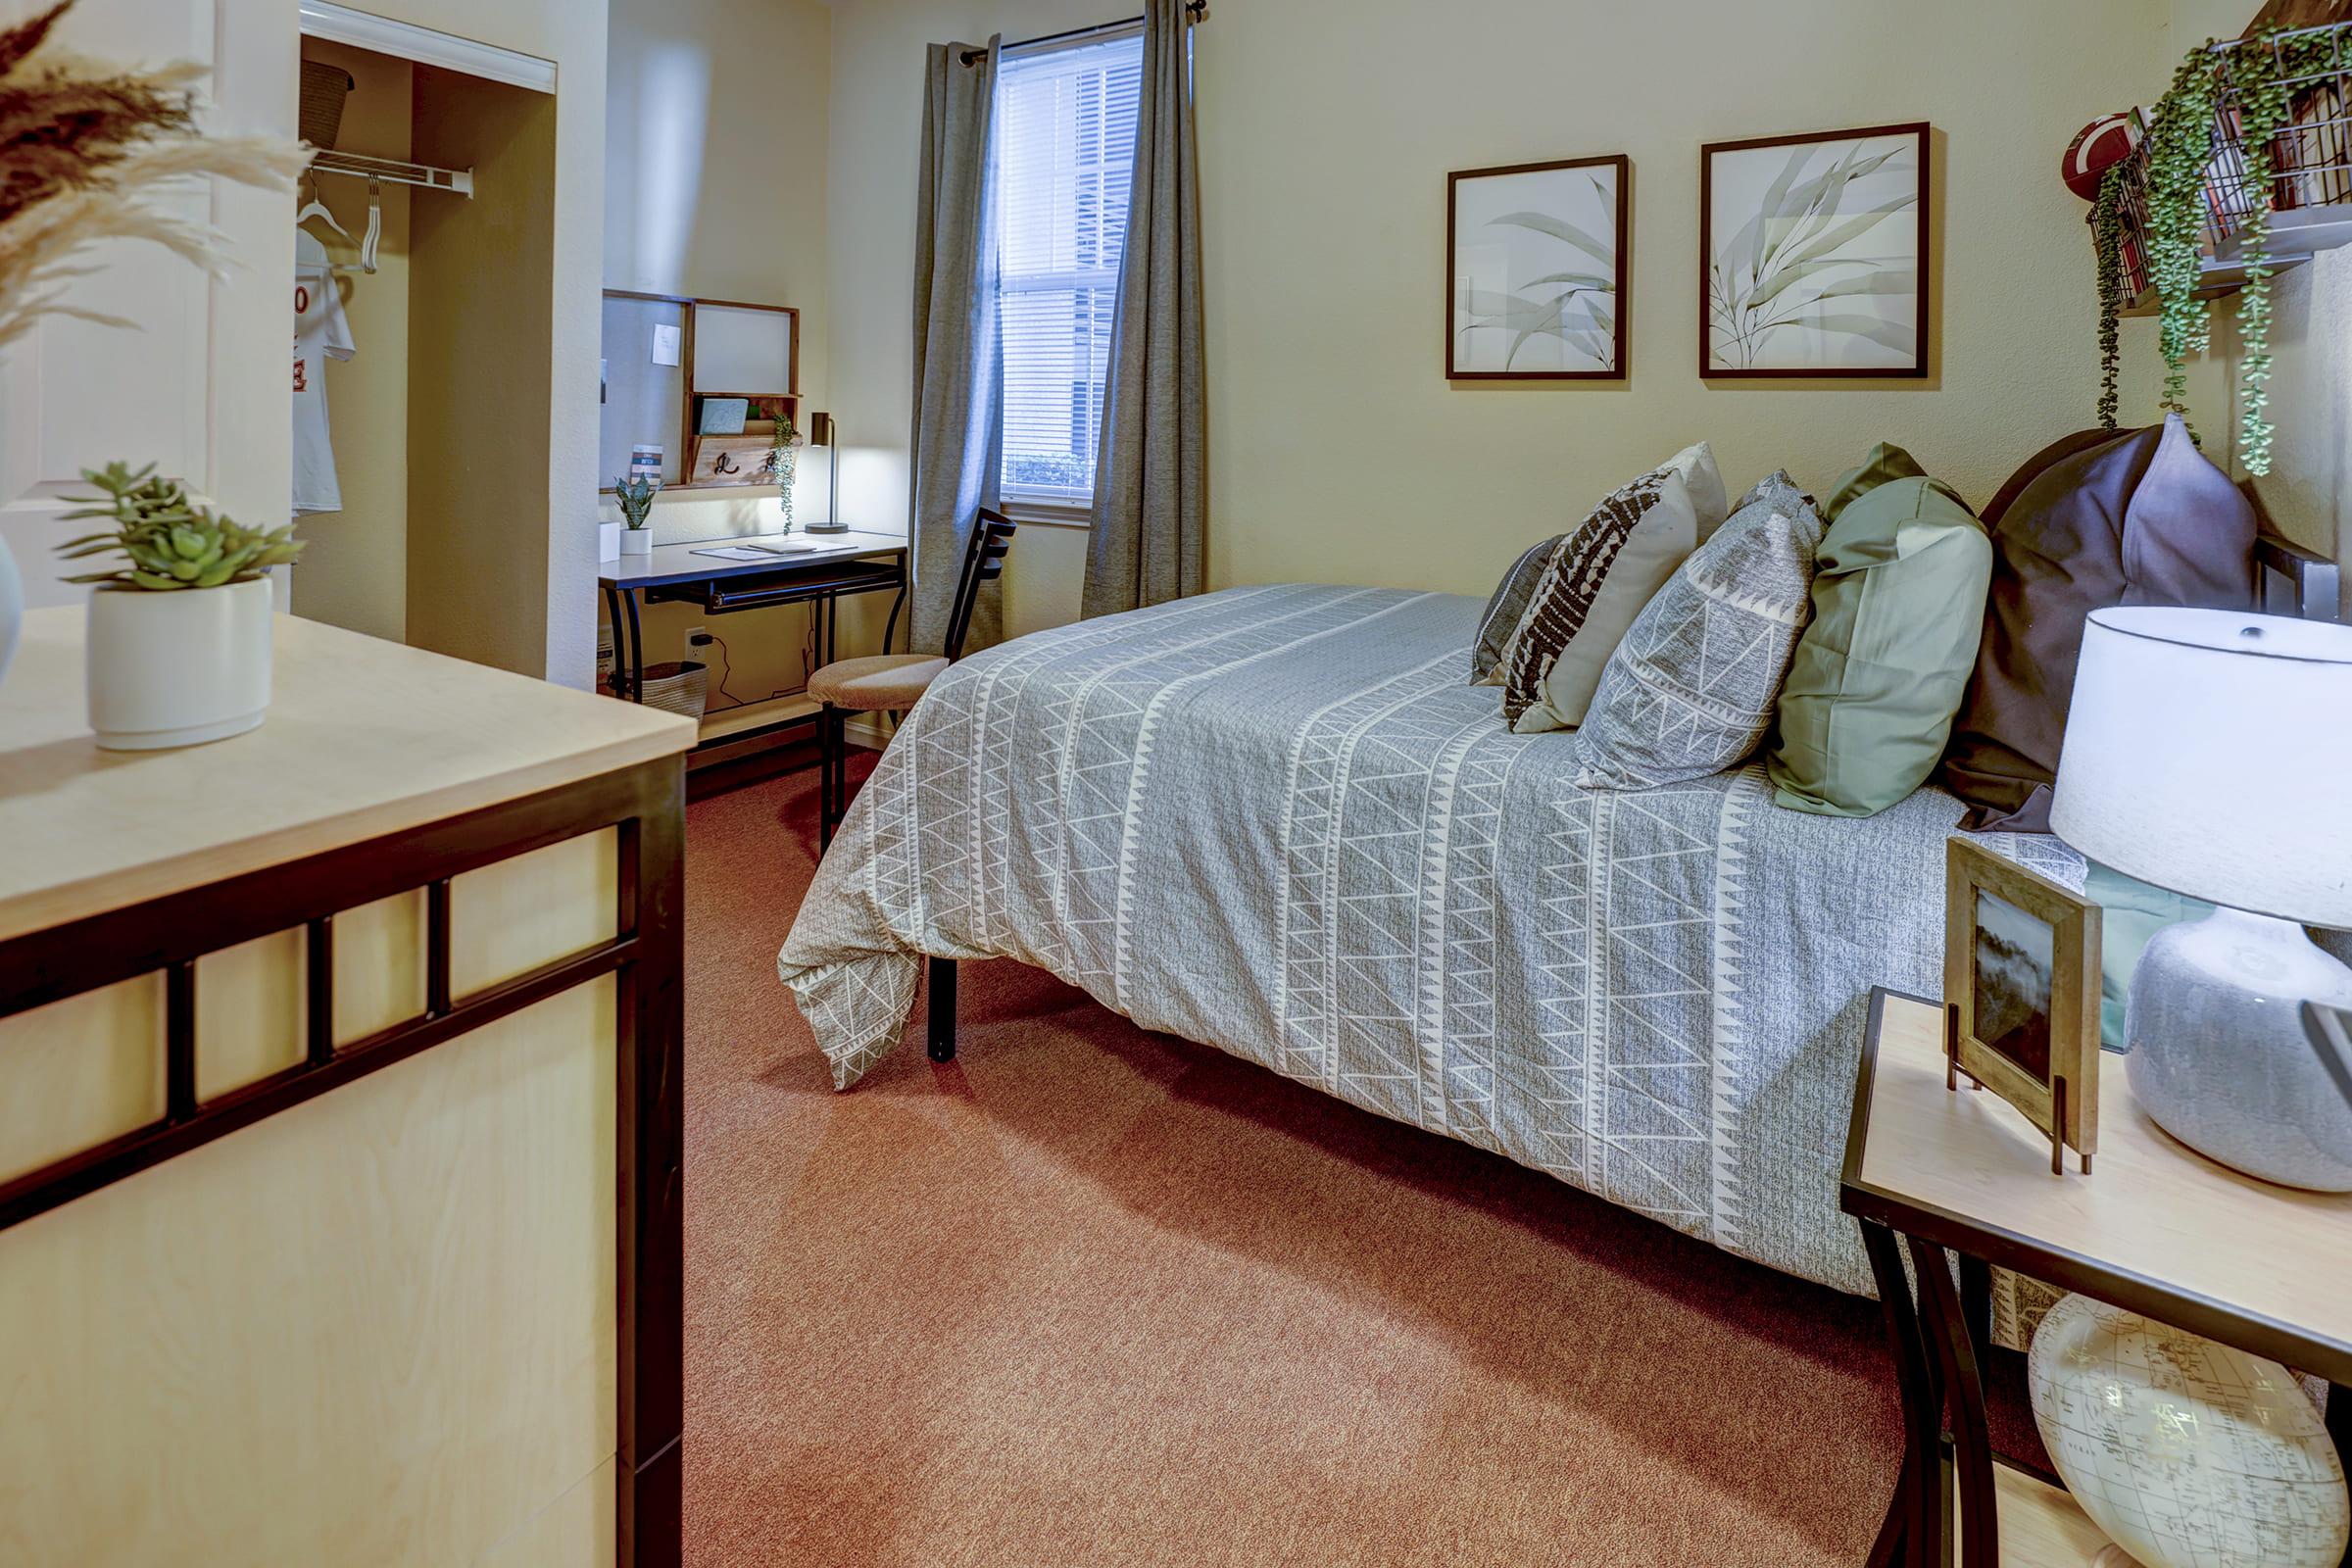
[614,473,660,556]
[55,462,303,751]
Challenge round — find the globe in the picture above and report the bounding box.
[2029,1294,2349,1567]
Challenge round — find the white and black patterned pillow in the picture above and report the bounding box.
[1499,466,1699,734]
[1572,471,1825,789]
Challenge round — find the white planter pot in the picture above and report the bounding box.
[598,520,621,562]
[87,576,273,751]
[619,528,655,557]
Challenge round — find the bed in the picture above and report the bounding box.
[777,583,2079,1297]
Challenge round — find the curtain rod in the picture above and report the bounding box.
[959,3,1204,66]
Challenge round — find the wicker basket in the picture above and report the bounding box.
[299,61,353,151]
[636,661,709,721]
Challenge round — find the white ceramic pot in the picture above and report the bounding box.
[598,520,621,562]
[0,536,21,689]
[86,576,273,751]
[619,527,655,557]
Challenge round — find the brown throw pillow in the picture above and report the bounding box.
[1976,427,2117,530]
[1941,416,2256,831]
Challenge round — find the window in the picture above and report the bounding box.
[995,30,1142,508]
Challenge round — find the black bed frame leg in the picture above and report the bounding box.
[926,957,957,1062]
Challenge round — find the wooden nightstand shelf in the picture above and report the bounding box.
[1840,989,2352,1568]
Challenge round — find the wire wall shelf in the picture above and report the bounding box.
[2107,19,2352,316]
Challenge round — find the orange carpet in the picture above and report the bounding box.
[682,761,1925,1566]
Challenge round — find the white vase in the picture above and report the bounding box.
[598,520,621,562]
[619,528,654,557]
[86,576,273,750]
[0,535,20,688]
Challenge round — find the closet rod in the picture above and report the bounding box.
[959,2,1204,66]
[310,149,474,198]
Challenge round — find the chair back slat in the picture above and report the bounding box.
[944,507,1018,661]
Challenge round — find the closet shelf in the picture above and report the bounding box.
[310,148,473,198]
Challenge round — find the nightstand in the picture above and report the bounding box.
[1840,988,2352,1568]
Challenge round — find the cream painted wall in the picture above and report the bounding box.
[290,41,412,644]
[366,0,608,685]
[825,0,2161,629]
[599,0,858,697]
[407,71,565,675]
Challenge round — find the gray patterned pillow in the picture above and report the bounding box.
[1469,535,1562,684]
[1572,471,1824,790]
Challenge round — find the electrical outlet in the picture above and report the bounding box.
[683,625,708,652]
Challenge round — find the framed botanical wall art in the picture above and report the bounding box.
[1700,122,1929,378]
[1446,154,1628,379]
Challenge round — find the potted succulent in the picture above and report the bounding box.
[56,463,303,750]
[614,473,660,556]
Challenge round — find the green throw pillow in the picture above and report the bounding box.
[1768,474,1991,817]
[2083,860,2211,1051]
[1820,441,1928,524]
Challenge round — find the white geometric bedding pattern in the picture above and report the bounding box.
[778,585,2079,1297]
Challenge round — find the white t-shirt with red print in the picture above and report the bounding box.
[293,228,356,516]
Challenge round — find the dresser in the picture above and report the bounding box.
[0,609,696,1566]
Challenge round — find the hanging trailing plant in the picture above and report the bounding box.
[2141,43,2224,436]
[2222,25,2338,476]
[2091,164,2128,430]
[765,408,800,530]
[2108,25,2345,469]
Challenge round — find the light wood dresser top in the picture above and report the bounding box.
[0,607,695,943]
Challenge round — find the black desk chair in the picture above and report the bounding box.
[809,509,1015,849]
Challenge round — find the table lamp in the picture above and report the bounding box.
[2050,606,2352,1190]
[803,412,845,533]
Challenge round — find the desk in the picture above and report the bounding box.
[1842,988,2352,1568]
[598,530,907,762]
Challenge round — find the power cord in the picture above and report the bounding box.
[690,630,746,712]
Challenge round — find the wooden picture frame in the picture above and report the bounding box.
[1944,836,2103,1174]
[1446,153,1629,380]
[1699,122,1930,378]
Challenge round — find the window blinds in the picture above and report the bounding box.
[996,31,1142,504]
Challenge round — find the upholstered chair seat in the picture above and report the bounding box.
[807,654,950,711]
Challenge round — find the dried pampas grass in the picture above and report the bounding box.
[0,0,309,350]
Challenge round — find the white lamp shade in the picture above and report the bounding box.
[2050,607,2352,927]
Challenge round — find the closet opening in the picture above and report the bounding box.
[290,20,563,679]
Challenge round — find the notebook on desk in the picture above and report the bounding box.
[690,540,829,562]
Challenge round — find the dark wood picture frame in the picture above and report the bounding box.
[601,289,800,493]
[1943,835,2102,1174]
[1698,122,1930,379]
[1446,153,1630,381]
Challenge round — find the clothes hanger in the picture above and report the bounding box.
[358,175,382,274]
[296,170,351,241]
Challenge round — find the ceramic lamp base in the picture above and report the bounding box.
[2126,906,2352,1191]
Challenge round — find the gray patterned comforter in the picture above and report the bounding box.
[778,585,2077,1297]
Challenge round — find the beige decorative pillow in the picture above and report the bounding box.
[1499,466,1700,734]
[1663,440,1729,540]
